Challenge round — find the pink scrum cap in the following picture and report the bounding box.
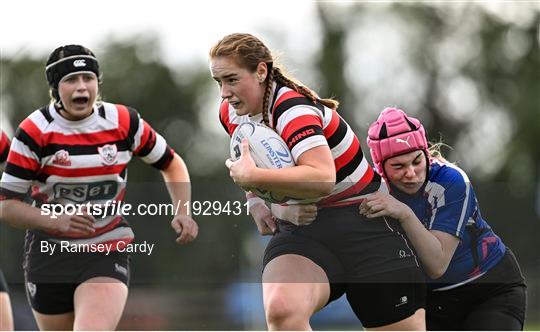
[367,107,428,175]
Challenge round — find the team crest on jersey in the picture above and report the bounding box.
[98,144,118,165]
[52,149,72,166]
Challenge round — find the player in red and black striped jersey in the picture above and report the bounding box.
[0,130,14,330]
[0,45,198,330]
[210,33,425,330]
[220,84,381,208]
[0,131,9,167]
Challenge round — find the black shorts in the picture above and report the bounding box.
[426,248,527,330]
[263,204,425,326]
[24,233,130,314]
[0,269,9,293]
[346,267,426,328]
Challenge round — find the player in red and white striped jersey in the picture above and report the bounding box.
[0,45,198,330]
[210,33,425,330]
[0,131,9,168]
[220,84,382,208]
[0,130,14,331]
[1,100,184,246]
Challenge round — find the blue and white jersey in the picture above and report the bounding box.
[399,160,506,290]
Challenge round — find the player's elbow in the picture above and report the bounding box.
[316,181,334,197]
[427,269,444,280]
[426,264,448,279]
[298,178,333,198]
[313,169,335,196]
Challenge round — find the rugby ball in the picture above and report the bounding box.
[230,122,294,169]
[230,122,299,203]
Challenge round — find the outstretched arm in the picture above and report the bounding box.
[161,153,198,244]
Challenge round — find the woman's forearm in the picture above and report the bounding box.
[0,199,57,232]
[161,153,192,216]
[248,166,334,198]
[398,209,450,279]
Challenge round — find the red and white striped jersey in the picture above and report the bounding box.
[220,83,383,208]
[0,102,174,249]
[0,131,9,165]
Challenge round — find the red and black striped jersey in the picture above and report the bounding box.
[220,83,384,208]
[0,102,175,249]
[0,131,9,164]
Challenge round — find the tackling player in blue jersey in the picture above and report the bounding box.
[361,107,527,330]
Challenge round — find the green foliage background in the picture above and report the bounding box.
[1,2,538,330]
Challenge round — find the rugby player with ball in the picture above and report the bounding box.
[211,33,426,330]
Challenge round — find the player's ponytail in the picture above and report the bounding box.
[272,67,339,110]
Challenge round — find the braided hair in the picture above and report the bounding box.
[210,33,339,127]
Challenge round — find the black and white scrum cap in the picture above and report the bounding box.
[45,44,100,88]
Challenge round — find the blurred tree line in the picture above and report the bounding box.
[0,2,538,329]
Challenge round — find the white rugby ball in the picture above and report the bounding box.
[230,122,294,169]
[230,122,301,204]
